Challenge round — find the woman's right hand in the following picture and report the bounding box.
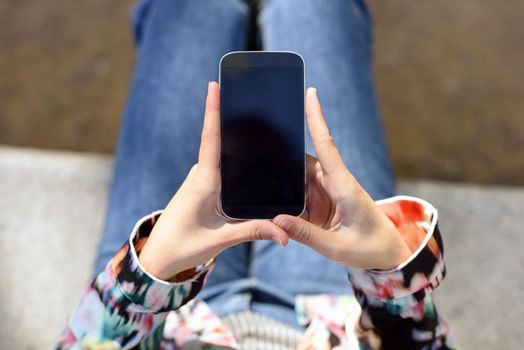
[272,88,411,271]
[138,82,289,281]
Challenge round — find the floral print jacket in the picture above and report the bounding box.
[57,196,457,349]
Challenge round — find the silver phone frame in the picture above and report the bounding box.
[217,50,307,221]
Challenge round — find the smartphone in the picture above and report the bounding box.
[218,51,306,220]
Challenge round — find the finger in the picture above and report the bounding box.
[186,163,199,182]
[178,163,199,192]
[222,220,289,247]
[300,154,319,221]
[306,153,320,182]
[198,81,221,171]
[305,87,347,176]
[304,179,335,229]
[273,214,324,248]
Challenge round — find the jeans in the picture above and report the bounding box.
[93,0,395,330]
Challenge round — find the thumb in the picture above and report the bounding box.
[272,214,323,246]
[225,220,289,247]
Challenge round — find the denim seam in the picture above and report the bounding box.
[230,0,250,15]
[257,0,277,49]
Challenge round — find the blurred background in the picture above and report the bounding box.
[1,0,523,349]
[1,0,523,184]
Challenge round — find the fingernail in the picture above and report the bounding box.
[276,219,290,230]
[272,236,284,246]
[307,87,317,96]
[208,81,212,93]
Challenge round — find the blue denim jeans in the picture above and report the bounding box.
[94,0,395,330]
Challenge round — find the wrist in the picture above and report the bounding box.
[137,234,182,281]
[379,223,412,271]
[391,233,412,268]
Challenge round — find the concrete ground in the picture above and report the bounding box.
[1,146,523,349]
[0,0,523,185]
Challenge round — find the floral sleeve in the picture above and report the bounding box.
[57,210,214,350]
[346,196,457,349]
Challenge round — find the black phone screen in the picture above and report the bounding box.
[219,52,305,219]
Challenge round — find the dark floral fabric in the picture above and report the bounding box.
[57,196,457,349]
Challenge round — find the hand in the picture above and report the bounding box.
[138,82,289,280]
[272,88,411,270]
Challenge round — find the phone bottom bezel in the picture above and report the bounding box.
[219,204,305,220]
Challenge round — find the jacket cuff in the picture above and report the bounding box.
[346,196,445,315]
[100,210,214,314]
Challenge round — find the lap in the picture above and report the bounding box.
[251,0,395,296]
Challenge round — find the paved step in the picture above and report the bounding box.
[1,146,523,349]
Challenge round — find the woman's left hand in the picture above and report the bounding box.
[272,88,411,270]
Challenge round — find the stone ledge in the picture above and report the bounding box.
[1,146,522,349]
